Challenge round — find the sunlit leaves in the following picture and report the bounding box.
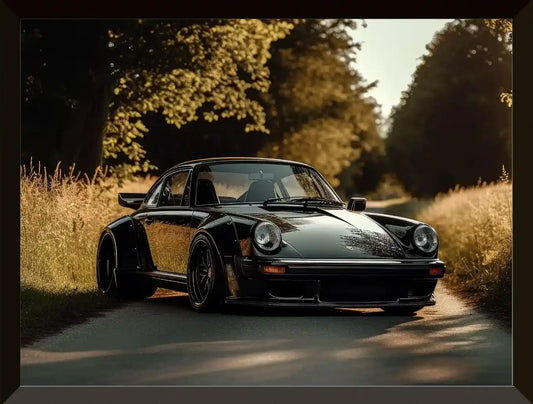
[104,19,295,176]
[258,118,361,187]
[500,91,512,107]
[484,19,512,107]
[256,20,382,187]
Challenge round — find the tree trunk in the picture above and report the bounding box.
[58,80,110,175]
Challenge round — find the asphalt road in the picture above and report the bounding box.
[20,282,511,386]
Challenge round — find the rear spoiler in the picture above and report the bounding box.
[118,193,146,210]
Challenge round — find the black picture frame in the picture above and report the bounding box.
[2,1,532,403]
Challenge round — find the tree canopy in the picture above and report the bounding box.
[485,18,512,107]
[22,19,384,191]
[104,19,295,175]
[256,20,383,187]
[386,19,512,197]
[22,19,295,175]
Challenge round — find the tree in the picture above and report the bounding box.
[105,19,295,176]
[255,20,383,187]
[386,19,512,197]
[22,21,111,174]
[21,19,294,175]
[485,19,512,107]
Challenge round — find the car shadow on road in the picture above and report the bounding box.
[146,293,422,318]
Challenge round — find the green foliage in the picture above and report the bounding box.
[386,19,512,197]
[256,20,383,187]
[104,19,295,176]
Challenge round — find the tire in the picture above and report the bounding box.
[96,230,156,300]
[381,306,424,315]
[96,231,119,296]
[187,234,226,312]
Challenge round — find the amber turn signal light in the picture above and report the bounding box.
[429,267,444,276]
[263,265,286,274]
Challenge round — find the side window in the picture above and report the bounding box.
[159,171,190,207]
[145,180,165,207]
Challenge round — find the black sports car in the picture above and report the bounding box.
[97,157,445,314]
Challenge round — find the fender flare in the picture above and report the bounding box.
[189,214,242,297]
[100,216,143,272]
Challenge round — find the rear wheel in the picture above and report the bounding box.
[96,231,156,299]
[381,305,424,315]
[187,235,225,312]
[96,232,118,295]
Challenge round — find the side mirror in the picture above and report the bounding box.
[347,197,366,212]
[118,193,146,210]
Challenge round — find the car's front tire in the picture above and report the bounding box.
[381,305,425,316]
[96,230,156,300]
[187,234,226,312]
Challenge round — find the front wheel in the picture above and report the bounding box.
[381,306,425,316]
[187,235,226,312]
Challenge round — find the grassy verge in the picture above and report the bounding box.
[20,162,155,345]
[20,286,123,346]
[416,182,512,327]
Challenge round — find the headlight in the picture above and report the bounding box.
[412,224,439,253]
[253,221,282,252]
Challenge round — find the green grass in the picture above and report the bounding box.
[20,162,155,345]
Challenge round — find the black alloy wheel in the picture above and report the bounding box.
[187,235,225,312]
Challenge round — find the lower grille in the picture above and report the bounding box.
[320,280,408,302]
[264,279,437,302]
[267,280,316,299]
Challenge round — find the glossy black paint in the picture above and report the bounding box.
[347,197,367,212]
[98,157,446,309]
[118,193,145,210]
[364,212,439,259]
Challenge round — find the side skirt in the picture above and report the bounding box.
[121,270,188,293]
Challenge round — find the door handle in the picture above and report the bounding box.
[144,217,154,225]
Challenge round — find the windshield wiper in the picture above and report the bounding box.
[263,197,343,207]
[262,197,292,206]
[289,197,344,207]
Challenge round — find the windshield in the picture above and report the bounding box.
[195,162,340,205]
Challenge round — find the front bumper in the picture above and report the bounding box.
[227,257,445,308]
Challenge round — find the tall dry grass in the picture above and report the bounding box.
[20,161,155,343]
[417,180,512,322]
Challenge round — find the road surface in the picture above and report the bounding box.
[20,282,511,385]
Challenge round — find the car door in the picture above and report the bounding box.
[138,170,193,274]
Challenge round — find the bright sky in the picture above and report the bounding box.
[350,19,454,121]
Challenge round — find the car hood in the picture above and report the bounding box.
[223,205,405,259]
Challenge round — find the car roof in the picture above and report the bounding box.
[168,157,313,170]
